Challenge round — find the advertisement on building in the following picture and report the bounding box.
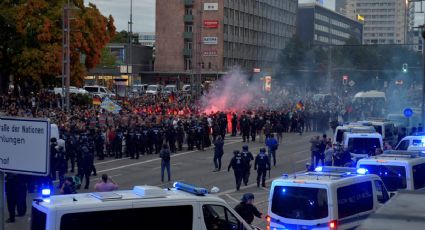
[264,76,272,92]
[204,20,219,29]
[203,50,218,56]
[203,37,218,45]
[204,3,218,11]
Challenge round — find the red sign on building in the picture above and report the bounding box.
[203,50,218,56]
[204,20,219,29]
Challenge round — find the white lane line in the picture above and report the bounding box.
[97,140,242,173]
[95,157,130,165]
[217,170,305,196]
[295,157,311,164]
[152,162,183,171]
[225,194,240,203]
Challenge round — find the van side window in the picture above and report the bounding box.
[100,88,106,93]
[374,180,389,203]
[59,205,193,230]
[413,163,425,189]
[203,204,245,230]
[337,181,374,218]
[396,140,409,150]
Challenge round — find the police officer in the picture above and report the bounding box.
[142,125,153,154]
[49,138,58,181]
[228,150,244,191]
[152,125,161,154]
[127,129,136,159]
[254,148,270,188]
[234,193,263,225]
[56,145,67,189]
[231,113,238,136]
[166,124,177,153]
[241,145,254,186]
[187,123,196,151]
[240,115,250,142]
[81,145,93,189]
[135,127,143,158]
[195,123,204,150]
[176,122,185,151]
[95,130,105,160]
[114,128,123,158]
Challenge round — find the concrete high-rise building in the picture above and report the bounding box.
[338,0,414,44]
[297,3,363,46]
[154,0,297,83]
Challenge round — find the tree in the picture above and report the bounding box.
[0,0,116,94]
[277,35,306,80]
[99,47,117,67]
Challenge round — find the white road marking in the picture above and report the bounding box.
[97,140,243,173]
[225,194,240,203]
[295,157,311,164]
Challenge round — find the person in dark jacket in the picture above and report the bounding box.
[241,145,254,186]
[228,150,244,191]
[234,193,263,225]
[254,148,270,187]
[213,136,224,171]
[159,144,171,182]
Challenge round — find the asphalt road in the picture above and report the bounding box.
[5,131,319,230]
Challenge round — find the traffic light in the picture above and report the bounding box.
[402,63,408,73]
[342,75,348,85]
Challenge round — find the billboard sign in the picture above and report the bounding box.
[204,20,219,28]
[0,117,50,176]
[264,76,272,92]
[203,37,218,45]
[204,3,218,11]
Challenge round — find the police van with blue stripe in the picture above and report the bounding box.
[267,167,390,230]
[31,182,256,230]
[357,150,425,192]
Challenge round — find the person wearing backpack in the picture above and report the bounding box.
[159,144,171,182]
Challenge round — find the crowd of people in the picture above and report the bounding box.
[0,87,362,224]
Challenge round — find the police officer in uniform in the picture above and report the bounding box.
[254,148,270,188]
[195,123,204,150]
[234,193,263,225]
[240,115,250,142]
[152,125,161,154]
[142,125,153,154]
[228,150,244,191]
[241,145,254,186]
[176,122,185,151]
[231,113,238,136]
[166,124,177,153]
[95,130,105,160]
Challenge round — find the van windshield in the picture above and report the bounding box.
[147,86,157,91]
[359,164,407,192]
[271,186,328,220]
[84,87,97,93]
[348,138,380,155]
[336,130,345,143]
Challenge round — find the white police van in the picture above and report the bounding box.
[395,135,425,151]
[357,150,425,192]
[342,128,383,162]
[333,124,375,145]
[31,182,255,230]
[267,167,390,230]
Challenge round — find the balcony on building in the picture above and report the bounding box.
[183,32,193,40]
[184,14,194,23]
[184,0,193,6]
[183,48,192,56]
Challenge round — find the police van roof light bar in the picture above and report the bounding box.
[173,181,208,196]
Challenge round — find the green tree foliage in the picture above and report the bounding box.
[0,0,116,93]
[99,47,117,67]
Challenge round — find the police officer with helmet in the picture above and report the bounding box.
[234,193,263,225]
[241,145,254,186]
[254,148,270,188]
[228,150,244,191]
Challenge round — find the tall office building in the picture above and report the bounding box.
[298,3,363,46]
[338,0,414,44]
[154,0,297,82]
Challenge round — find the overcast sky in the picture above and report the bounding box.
[84,0,155,33]
[85,0,425,33]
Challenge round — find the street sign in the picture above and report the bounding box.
[0,117,50,176]
[348,80,355,87]
[404,108,414,118]
[253,68,261,73]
